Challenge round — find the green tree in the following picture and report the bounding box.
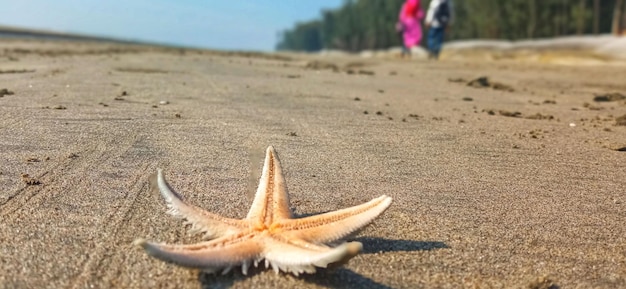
[276,0,621,52]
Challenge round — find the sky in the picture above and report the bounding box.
[0,0,344,51]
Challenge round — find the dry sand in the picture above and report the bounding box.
[0,39,625,289]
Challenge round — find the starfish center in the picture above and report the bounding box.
[254,223,269,231]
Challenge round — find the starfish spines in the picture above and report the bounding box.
[156,169,244,239]
[276,195,392,244]
[262,240,358,275]
[138,234,263,271]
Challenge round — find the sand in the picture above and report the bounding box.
[0,39,625,289]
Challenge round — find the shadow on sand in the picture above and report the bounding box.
[197,237,449,289]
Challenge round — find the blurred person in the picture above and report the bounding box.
[397,0,425,58]
[425,0,453,59]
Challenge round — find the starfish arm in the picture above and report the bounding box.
[156,169,244,239]
[277,195,392,244]
[134,232,263,275]
[246,146,292,225]
[263,236,362,276]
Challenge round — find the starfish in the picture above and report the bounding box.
[134,146,392,276]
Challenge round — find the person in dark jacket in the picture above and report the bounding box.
[425,0,454,59]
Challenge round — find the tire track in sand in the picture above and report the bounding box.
[0,131,160,288]
[68,160,156,289]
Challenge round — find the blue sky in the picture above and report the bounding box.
[0,0,344,51]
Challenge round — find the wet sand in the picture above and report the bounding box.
[0,39,625,289]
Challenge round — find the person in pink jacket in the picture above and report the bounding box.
[397,0,425,58]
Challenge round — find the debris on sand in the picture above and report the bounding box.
[115,91,128,101]
[491,82,515,92]
[115,67,168,74]
[467,77,490,88]
[304,60,339,72]
[593,92,625,102]
[304,60,374,75]
[616,114,626,126]
[42,105,67,110]
[26,157,41,163]
[357,69,375,76]
[525,113,555,120]
[448,78,465,83]
[21,174,41,186]
[484,109,554,120]
[0,69,35,74]
[466,76,515,92]
[583,102,603,110]
[527,275,559,289]
[498,110,522,117]
[0,88,15,97]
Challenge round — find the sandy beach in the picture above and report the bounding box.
[0,39,625,289]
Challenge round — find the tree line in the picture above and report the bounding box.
[276,0,626,52]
